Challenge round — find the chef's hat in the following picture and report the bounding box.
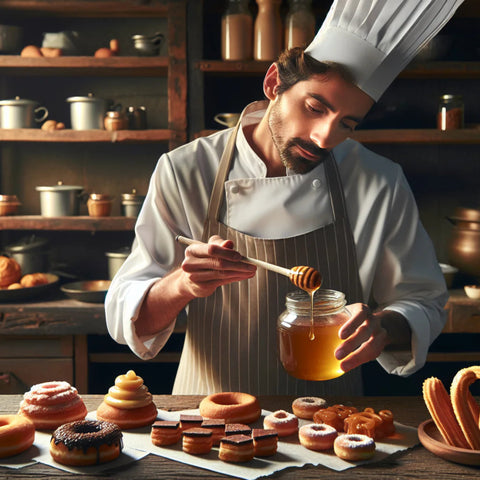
[305,0,464,101]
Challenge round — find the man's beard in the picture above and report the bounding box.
[268,102,329,174]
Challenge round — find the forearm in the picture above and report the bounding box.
[135,267,195,338]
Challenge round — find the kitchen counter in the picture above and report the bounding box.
[1,394,479,479]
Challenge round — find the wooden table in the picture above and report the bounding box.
[1,394,479,479]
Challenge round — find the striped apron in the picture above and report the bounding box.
[172,121,364,395]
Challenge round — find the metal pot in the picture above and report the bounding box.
[0,97,49,129]
[132,32,164,56]
[4,235,50,275]
[105,247,131,279]
[42,31,81,55]
[0,25,23,53]
[66,93,106,130]
[448,207,480,277]
[36,181,84,217]
[121,189,145,217]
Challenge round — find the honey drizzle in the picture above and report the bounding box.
[290,266,322,340]
[307,287,320,340]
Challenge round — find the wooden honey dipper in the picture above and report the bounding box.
[176,235,322,291]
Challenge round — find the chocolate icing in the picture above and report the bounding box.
[52,420,123,454]
[182,427,212,437]
[201,419,225,428]
[221,434,253,445]
[180,414,203,423]
[152,420,180,429]
[225,423,251,435]
[252,428,278,440]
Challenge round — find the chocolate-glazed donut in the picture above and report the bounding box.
[50,420,123,466]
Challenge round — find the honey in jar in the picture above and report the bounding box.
[277,289,350,381]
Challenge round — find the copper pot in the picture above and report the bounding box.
[448,207,480,276]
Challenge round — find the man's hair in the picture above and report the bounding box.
[276,47,355,94]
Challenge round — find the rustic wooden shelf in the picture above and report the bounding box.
[196,128,480,144]
[0,56,169,76]
[0,128,174,143]
[196,60,480,79]
[0,215,136,231]
[352,128,480,144]
[0,0,169,17]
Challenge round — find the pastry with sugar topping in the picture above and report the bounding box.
[18,381,87,430]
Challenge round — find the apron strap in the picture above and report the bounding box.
[206,121,242,225]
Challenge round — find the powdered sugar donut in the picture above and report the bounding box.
[299,423,337,451]
[19,381,87,430]
[292,397,328,420]
[333,434,376,461]
[263,410,298,437]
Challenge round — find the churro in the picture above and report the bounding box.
[450,367,480,450]
[422,377,470,449]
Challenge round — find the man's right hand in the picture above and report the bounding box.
[180,235,257,298]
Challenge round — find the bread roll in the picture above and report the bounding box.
[0,256,22,288]
[21,45,43,57]
[20,273,49,288]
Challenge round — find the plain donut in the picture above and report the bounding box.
[0,415,35,458]
[199,392,261,424]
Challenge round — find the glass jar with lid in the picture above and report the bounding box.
[437,94,464,130]
[285,0,316,50]
[221,0,253,61]
[277,289,350,381]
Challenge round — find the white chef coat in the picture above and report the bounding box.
[105,101,448,380]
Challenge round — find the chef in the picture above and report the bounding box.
[106,0,464,395]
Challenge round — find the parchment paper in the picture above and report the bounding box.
[122,408,419,480]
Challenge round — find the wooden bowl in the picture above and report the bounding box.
[418,419,480,466]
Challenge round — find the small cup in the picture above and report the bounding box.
[87,193,113,217]
[214,113,240,128]
[464,285,480,300]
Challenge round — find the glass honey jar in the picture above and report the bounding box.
[277,289,350,381]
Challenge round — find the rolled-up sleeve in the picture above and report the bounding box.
[344,142,447,376]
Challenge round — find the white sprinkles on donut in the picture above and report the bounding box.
[338,433,374,448]
[269,410,296,424]
[302,424,337,436]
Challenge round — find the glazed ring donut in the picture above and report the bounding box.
[0,415,35,458]
[298,423,337,451]
[333,434,376,461]
[50,420,123,466]
[199,392,261,424]
[292,396,327,420]
[263,410,298,437]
